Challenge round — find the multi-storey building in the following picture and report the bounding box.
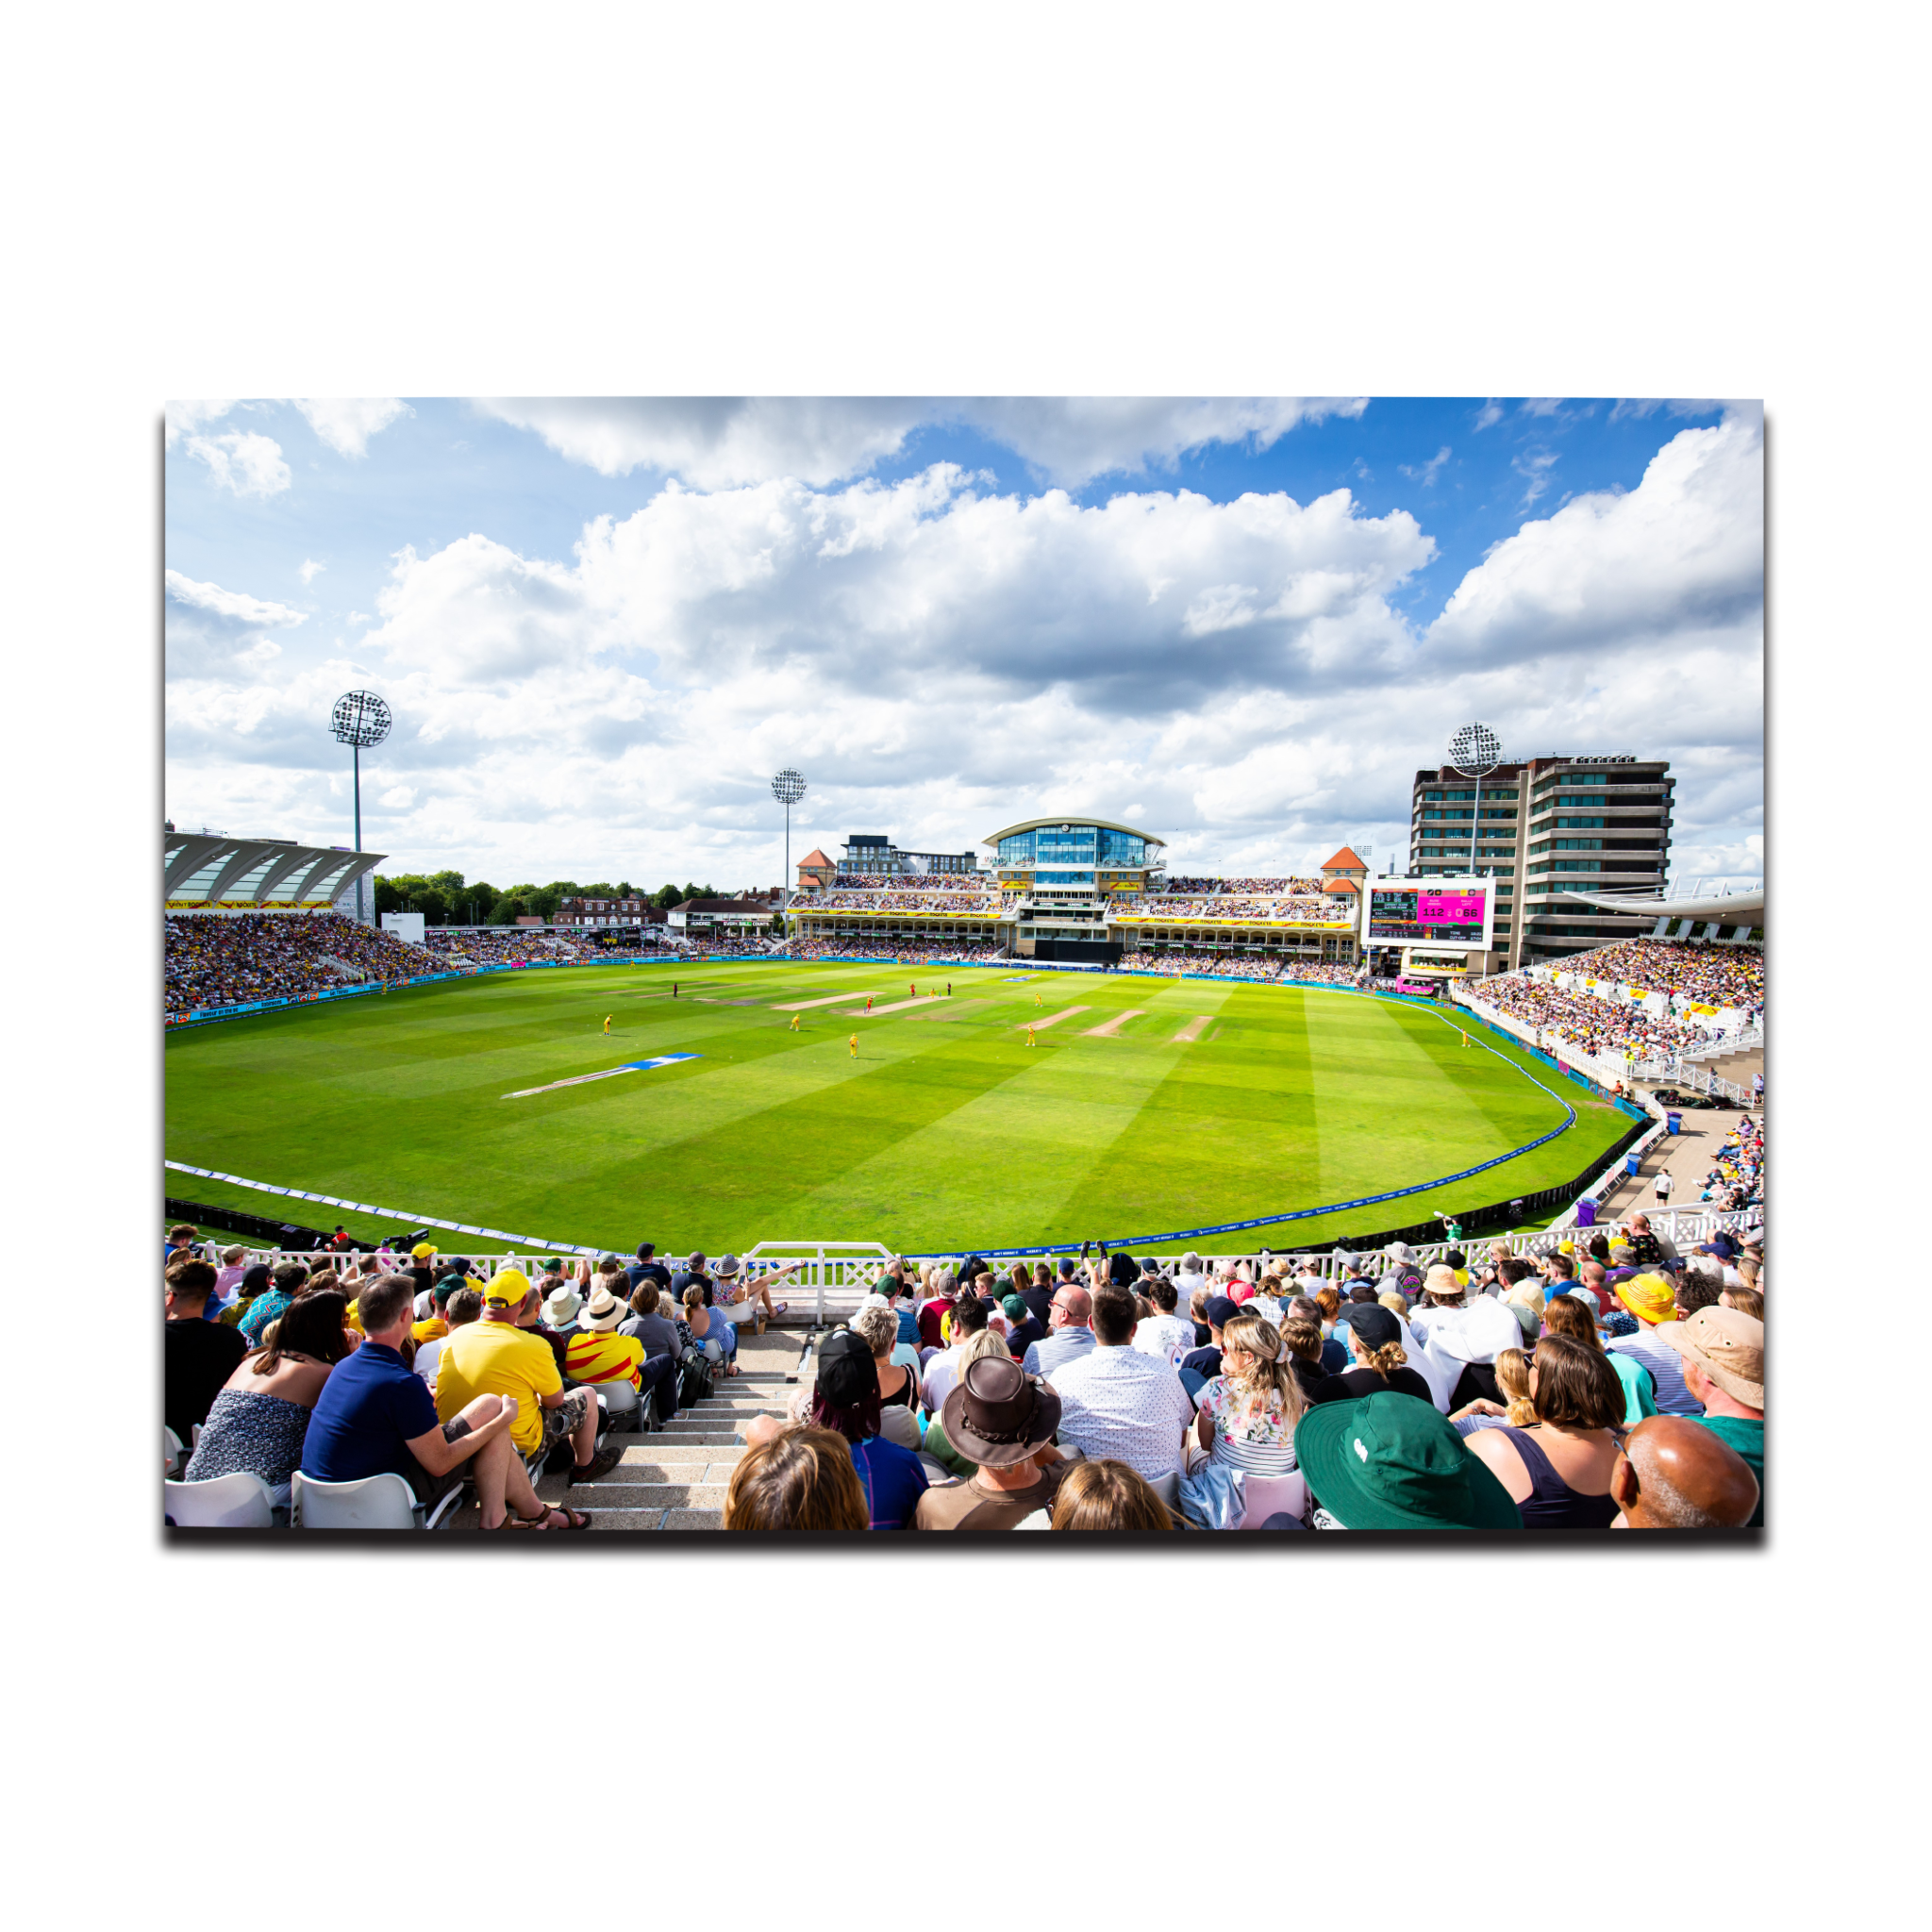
[1407,754,1674,970]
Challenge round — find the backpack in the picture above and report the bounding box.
[676,1344,715,1411]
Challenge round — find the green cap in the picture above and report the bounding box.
[1293,1390,1523,1530]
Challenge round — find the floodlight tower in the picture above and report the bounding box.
[1446,721,1503,874]
[331,689,392,924]
[772,768,807,905]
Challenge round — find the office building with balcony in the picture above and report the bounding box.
[1407,754,1674,970]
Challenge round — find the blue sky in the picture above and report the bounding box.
[163,396,1763,892]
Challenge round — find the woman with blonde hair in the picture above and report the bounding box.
[1192,1311,1304,1475]
[848,1303,922,1451]
[919,1329,1014,1477]
[1450,1345,1537,1434]
[723,1425,868,1531]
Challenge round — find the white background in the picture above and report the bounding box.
[3,4,1917,1926]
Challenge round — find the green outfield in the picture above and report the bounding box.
[162,960,1630,1256]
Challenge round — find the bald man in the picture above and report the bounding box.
[1021,1281,1094,1379]
[1609,1416,1759,1529]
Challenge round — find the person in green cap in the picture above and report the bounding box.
[1293,1388,1523,1529]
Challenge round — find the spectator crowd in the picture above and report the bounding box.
[1528,937,1763,1017]
[165,1148,1767,1533]
[1119,951,1360,984]
[716,1208,1765,1531]
[1468,972,1734,1062]
[166,912,427,1017]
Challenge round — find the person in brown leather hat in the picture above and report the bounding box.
[913,1355,1084,1531]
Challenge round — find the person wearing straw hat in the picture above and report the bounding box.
[1293,1389,1523,1530]
[914,1356,1082,1530]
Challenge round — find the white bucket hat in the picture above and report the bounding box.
[543,1285,583,1325]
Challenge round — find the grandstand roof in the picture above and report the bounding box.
[164,828,384,911]
[981,815,1165,849]
[1321,846,1368,873]
[1558,885,1764,921]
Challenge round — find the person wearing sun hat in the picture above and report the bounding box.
[915,1355,1082,1530]
[1294,1389,1523,1530]
[1656,1305,1764,1524]
[542,1280,584,1334]
[1605,1272,1702,1416]
[564,1283,669,1416]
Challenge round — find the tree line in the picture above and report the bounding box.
[372,873,718,925]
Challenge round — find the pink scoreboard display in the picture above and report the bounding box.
[1416,890,1486,924]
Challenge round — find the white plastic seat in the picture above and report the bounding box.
[164,1426,186,1478]
[165,1472,276,1528]
[591,1380,641,1429]
[291,1470,464,1529]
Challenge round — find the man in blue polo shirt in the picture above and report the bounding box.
[303,1272,570,1529]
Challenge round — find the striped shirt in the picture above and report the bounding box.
[1023,1325,1096,1379]
[563,1329,646,1390]
[1608,1331,1702,1417]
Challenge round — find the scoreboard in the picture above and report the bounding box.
[1367,881,1492,943]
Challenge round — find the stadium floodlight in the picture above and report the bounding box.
[771,768,807,908]
[332,691,392,924]
[1447,721,1503,874]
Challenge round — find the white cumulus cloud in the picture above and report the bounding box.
[293,398,413,458]
[475,396,1369,491]
[184,429,291,497]
[165,399,236,447]
[298,558,325,584]
[164,570,306,679]
[1429,414,1763,663]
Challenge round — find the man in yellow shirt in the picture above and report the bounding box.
[563,1286,647,1391]
[849,1034,858,1058]
[437,1269,620,1486]
[790,1011,801,1032]
[604,1014,612,1034]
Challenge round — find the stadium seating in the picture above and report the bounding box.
[164,1472,276,1528]
[166,910,426,1016]
[291,1470,466,1530]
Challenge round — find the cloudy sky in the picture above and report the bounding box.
[164,396,1763,891]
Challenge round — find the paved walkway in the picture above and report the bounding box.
[1594,1095,1757,1225]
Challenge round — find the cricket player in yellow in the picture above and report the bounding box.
[604,1015,612,1034]
[1026,1024,1037,1047]
[848,1033,858,1058]
[1034,991,1042,1008]
[790,1012,801,1032]
[1460,1031,1471,1048]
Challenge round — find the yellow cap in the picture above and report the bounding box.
[411,1241,439,1260]
[484,1268,531,1308]
[1557,1240,1575,1256]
